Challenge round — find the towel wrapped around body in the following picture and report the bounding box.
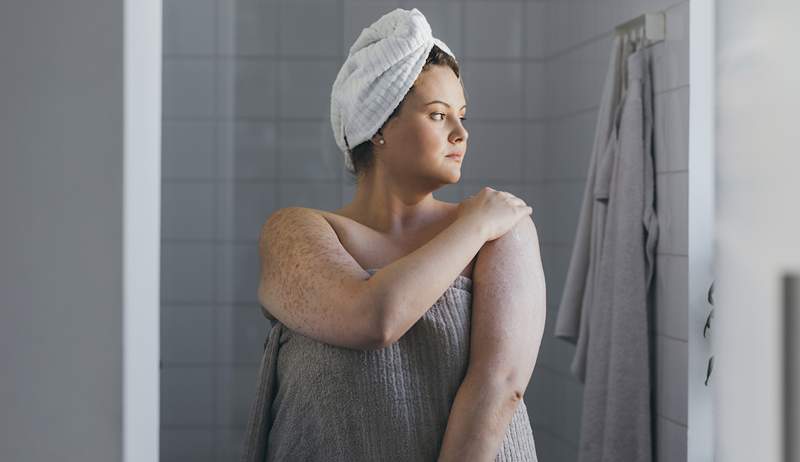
[241,268,538,461]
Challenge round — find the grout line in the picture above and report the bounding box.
[276,1,283,210]
[541,0,688,61]
[211,0,220,454]
[520,0,528,184]
[162,361,262,368]
[338,0,345,206]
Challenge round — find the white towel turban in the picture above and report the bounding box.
[330,8,458,173]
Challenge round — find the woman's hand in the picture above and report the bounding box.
[456,186,533,242]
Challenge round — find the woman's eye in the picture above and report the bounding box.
[432,113,468,124]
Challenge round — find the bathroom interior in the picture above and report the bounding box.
[4,0,800,461]
[159,0,692,460]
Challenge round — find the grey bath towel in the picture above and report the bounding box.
[241,268,538,461]
[553,37,659,462]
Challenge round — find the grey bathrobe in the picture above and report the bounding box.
[553,36,659,462]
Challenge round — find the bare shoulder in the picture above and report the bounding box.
[260,206,344,268]
[257,206,382,349]
[474,215,542,283]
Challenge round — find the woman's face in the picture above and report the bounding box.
[376,64,469,186]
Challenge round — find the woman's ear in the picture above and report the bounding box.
[371,130,385,146]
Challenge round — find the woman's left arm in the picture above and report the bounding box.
[437,216,547,462]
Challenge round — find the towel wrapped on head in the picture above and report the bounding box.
[330,7,458,173]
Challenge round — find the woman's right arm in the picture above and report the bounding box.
[258,206,389,351]
[260,188,531,351]
[258,205,487,351]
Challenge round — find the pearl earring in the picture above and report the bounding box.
[379,139,385,144]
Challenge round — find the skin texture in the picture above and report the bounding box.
[332,65,546,461]
[438,216,546,462]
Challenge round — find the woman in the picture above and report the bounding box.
[242,8,546,462]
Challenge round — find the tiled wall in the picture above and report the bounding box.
[160,0,689,460]
[526,0,690,461]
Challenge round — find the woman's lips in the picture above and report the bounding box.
[446,152,464,161]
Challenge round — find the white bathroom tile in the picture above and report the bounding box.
[528,182,547,216]
[343,1,406,56]
[653,85,689,173]
[216,304,273,365]
[215,426,248,462]
[216,364,261,427]
[553,373,583,446]
[655,414,688,462]
[163,0,216,56]
[655,171,688,256]
[492,182,529,204]
[542,53,565,116]
[461,61,524,119]
[575,0,600,45]
[160,428,215,462]
[161,304,215,364]
[279,1,342,57]
[459,121,523,182]
[278,181,341,210]
[525,61,547,119]
[279,120,342,180]
[531,427,578,462]
[593,0,620,39]
[654,254,689,342]
[525,366,559,431]
[543,0,569,57]
[547,51,576,115]
[217,58,278,118]
[544,109,596,180]
[586,34,614,107]
[163,121,217,180]
[216,242,261,304]
[524,2,547,59]
[432,182,463,203]
[217,0,279,56]
[645,0,687,12]
[522,122,546,182]
[217,120,278,180]
[539,305,578,378]
[650,1,689,93]
[163,58,216,118]
[575,40,605,111]
[160,367,215,425]
[596,0,645,39]
[409,2,463,58]
[278,60,341,119]
[656,335,688,425]
[542,179,585,247]
[541,244,571,309]
[161,242,216,303]
[161,181,216,240]
[464,2,523,59]
[548,47,589,116]
[341,180,356,205]
[460,181,484,197]
[549,0,598,54]
[216,181,277,242]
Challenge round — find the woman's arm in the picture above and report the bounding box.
[438,216,547,461]
[375,215,488,345]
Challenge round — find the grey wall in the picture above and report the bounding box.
[160,0,690,461]
[527,0,690,460]
[0,1,124,461]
